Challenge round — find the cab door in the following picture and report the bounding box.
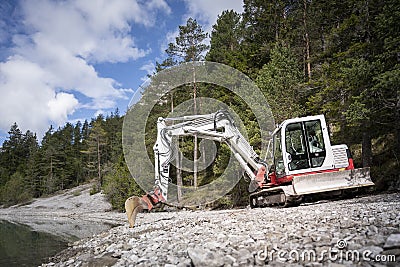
[285,122,310,171]
[304,120,326,168]
[284,119,327,173]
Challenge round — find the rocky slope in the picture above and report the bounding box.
[0,183,125,241]
[42,193,399,267]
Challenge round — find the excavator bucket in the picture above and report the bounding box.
[125,196,147,228]
[292,167,374,195]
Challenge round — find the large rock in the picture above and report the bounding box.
[384,234,400,249]
[187,247,225,267]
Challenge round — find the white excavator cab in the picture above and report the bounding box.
[273,115,336,177]
[263,115,374,201]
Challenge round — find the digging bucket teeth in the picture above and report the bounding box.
[292,167,374,195]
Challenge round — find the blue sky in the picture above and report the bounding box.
[0,0,243,143]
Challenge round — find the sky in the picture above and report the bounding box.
[0,0,244,143]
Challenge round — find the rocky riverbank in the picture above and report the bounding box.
[41,193,399,267]
[0,183,125,241]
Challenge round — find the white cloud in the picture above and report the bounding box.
[183,0,244,31]
[160,28,179,55]
[20,0,155,63]
[94,109,106,118]
[145,0,172,16]
[0,56,78,136]
[48,92,79,125]
[0,0,171,137]
[140,61,156,81]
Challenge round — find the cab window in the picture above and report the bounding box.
[273,129,285,177]
[284,119,327,171]
[305,120,326,167]
[285,122,309,171]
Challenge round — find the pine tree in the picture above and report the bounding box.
[242,0,288,74]
[21,130,39,196]
[256,42,304,123]
[372,0,400,154]
[40,126,63,194]
[2,123,23,175]
[165,17,209,63]
[159,17,209,190]
[206,10,247,72]
[72,121,84,184]
[82,119,108,189]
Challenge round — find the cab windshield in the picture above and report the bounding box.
[285,119,326,171]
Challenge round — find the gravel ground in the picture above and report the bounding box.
[40,192,400,267]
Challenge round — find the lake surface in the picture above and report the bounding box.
[0,220,71,267]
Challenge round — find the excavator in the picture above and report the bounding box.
[129,110,374,223]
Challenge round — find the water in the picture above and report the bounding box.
[0,220,70,267]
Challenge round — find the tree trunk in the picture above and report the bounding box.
[172,92,183,201]
[193,135,198,188]
[176,151,183,202]
[49,156,53,194]
[171,91,174,113]
[321,27,326,53]
[303,0,311,81]
[396,91,400,155]
[202,141,206,172]
[97,137,102,186]
[176,139,182,202]
[193,67,198,188]
[362,122,372,168]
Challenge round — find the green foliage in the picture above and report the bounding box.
[256,43,304,123]
[159,17,209,68]
[82,119,108,187]
[90,184,101,195]
[344,99,370,126]
[207,10,247,72]
[103,157,144,211]
[0,110,124,205]
[0,172,32,206]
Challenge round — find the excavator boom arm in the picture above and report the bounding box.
[152,110,266,203]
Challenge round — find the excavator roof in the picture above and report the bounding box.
[272,114,326,136]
